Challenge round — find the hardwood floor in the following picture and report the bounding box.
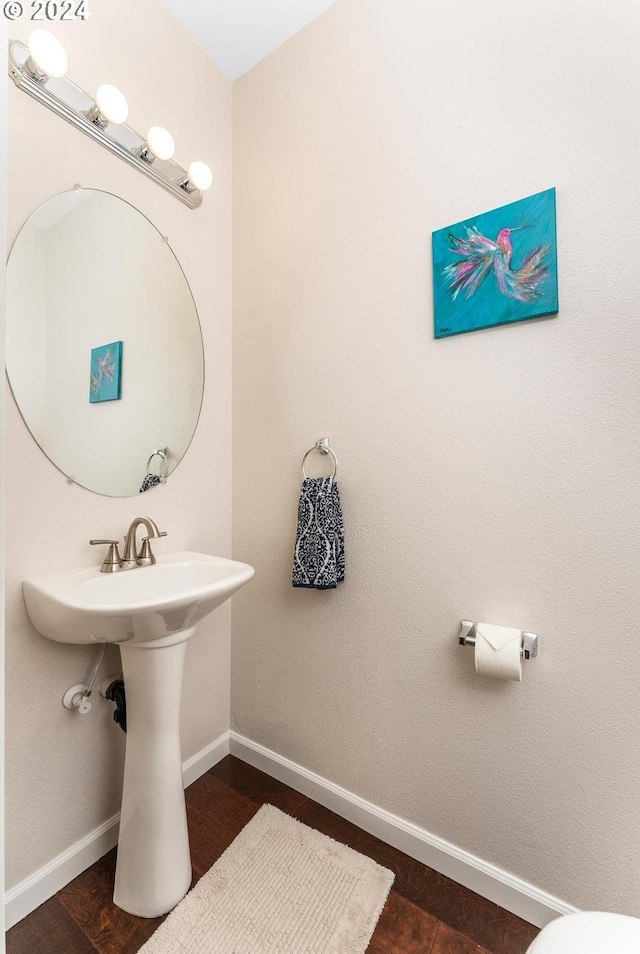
[7,756,539,953]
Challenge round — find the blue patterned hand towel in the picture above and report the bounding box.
[292,477,345,589]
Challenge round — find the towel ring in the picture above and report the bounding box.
[146,447,169,482]
[302,438,338,479]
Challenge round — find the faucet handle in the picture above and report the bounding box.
[89,539,122,573]
[137,531,167,567]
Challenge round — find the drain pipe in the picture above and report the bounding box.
[101,676,127,733]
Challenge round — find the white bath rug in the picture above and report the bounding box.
[138,803,394,954]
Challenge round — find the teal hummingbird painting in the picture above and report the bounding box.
[432,188,558,338]
[90,341,122,402]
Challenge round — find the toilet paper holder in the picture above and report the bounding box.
[458,620,539,659]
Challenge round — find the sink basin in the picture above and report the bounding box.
[23,550,254,646]
[22,549,254,919]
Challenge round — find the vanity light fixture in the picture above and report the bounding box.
[141,126,176,163]
[87,84,129,128]
[25,29,68,81]
[180,161,213,194]
[8,32,210,209]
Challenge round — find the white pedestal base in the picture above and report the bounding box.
[114,636,193,917]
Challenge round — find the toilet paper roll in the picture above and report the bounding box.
[474,623,522,681]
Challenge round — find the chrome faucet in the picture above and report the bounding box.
[121,517,167,570]
[90,517,167,573]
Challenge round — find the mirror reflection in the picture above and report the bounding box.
[6,189,204,496]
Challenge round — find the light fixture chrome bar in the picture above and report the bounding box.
[8,40,202,210]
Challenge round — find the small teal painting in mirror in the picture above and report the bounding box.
[432,188,558,338]
[90,341,122,403]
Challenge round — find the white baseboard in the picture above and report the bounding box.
[7,728,576,932]
[230,731,577,929]
[182,730,230,788]
[5,812,121,931]
[4,730,230,930]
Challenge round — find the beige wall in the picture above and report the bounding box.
[232,0,640,915]
[5,1,232,888]
[1,17,8,945]
[6,223,46,441]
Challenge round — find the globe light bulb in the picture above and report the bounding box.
[146,126,175,161]
[188,161,213,192]
[27,30,68,79]
[95,84,129,125]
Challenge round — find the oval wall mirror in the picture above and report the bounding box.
[6,189,204,497]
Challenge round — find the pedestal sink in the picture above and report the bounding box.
[23,551,254,917]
